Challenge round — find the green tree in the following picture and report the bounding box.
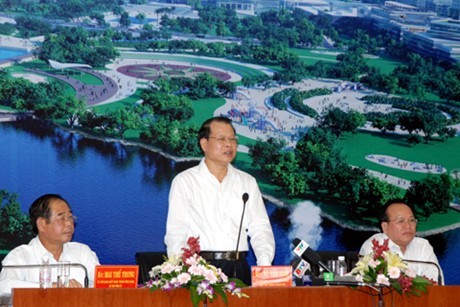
[405,174,454,220]
[35,95,87,127]
[266,151,309,197]
[106,107,142,138]
[0,190,34,250]
[249,137,286,169]
[317,107,366,137]
[119,11,131,28]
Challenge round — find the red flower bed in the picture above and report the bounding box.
[116,64,231,81]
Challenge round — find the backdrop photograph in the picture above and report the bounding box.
[0,0,459,291]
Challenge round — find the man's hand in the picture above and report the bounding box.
[67,279,83,288]
[52,278,82,288]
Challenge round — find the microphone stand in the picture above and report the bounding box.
[235,194,249,260]
[2,263,89,288]
[234,193,249,278]
[403,259,443,285]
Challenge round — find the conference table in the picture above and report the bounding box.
[8,285,459,306]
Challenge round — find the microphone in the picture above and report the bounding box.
[403,259,443,285]
[235,193,249,260]
[2,263,89,288]
[292,258,310,279]
[292,238,332,275]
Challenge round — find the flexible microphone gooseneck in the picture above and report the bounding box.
[2,263,89,288]
[235,193,249,261]
[403,259,443,285]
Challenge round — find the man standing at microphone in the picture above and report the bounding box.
[165,116,275,285]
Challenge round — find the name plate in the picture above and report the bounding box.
[251,266,292,287]
[94,265,139,288]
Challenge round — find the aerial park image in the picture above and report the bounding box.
[0,0,459,304]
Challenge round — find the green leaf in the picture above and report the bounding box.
[189,287,203,307]
[214,286,227,305]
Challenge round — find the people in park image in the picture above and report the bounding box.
[359,199,444,284]
[165,116,275,285]
[0,194,100,293]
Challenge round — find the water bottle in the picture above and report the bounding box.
[337,256,347,277]
[39,256,52,288]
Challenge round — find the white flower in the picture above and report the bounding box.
[188,264,205,276]
[149,265,162,277]
[355,274,364,282]
[161,263,176,274]
[203,269,218,284]
[376,274,390,286]
[166,254,181,265]
[388,266,401,279]
[217,268,228,283]
[177,273,191,284]
[144,237,247,306]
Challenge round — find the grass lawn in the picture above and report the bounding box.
[189,98,226,126]
[290,48,403,74]
[91,89,144,114]
[290,48,338,65]
[338,130,460,182]
[7,60,104,85]
[365,54,402,75]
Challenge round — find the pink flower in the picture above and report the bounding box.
[188,264,205,276]
[388,267,401,279]
[368,258,380,268]
[376,274,390,286]
[177,273,191,284]
[185,254,200,266]
[203,269,218,284]
[161,263,175,274]
[217,268,228,283]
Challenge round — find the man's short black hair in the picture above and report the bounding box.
[378,198,415,231]
[29,194,70,234]
[197,116,236,146]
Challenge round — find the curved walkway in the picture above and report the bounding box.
[26,67,118,106]
[366,154,447,174]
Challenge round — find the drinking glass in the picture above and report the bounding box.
[327,260,339,275]
[57,261,70,288]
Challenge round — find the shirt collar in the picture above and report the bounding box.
[33,236,70,263]
[198,158,235,179]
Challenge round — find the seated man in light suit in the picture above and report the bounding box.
[359,199,443,284]
[0,194,100,293]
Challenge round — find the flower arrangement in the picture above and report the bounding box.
[144,237,248,307]
[350,238,432,296]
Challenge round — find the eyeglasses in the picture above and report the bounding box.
[208,136,238,144]
[386,218,418,225]
[49,214,78,224]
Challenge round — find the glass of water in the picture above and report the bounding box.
[57,261,70,288]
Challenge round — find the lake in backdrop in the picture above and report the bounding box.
[0,120,459,284]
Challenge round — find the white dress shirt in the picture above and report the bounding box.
[0,236,100,294]
[360,233,444,284]
[165,159,275,266]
